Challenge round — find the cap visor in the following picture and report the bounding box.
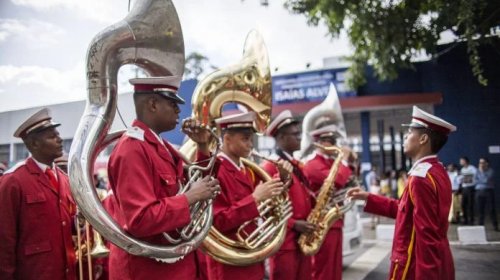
[31,123,61,134]
[159,92,185,104]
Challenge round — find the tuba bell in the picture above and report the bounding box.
[299,83,347,159]
[297,83,356,256]
[69,0,213,261]
[180,30,292,266]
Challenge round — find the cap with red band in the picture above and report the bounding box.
[403,106,456,135]
[13,108,61,139]
[129,76,185,104]
[215,111,256,131]
[310,124,342,140]
[265,110,299,137]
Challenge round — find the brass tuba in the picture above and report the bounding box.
[299,83,347,159]
[298,83,355,256]
[69,0,213,261]
[180,30,292,266]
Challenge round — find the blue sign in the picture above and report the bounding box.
[271,68,356,105]
[160,79,197,146]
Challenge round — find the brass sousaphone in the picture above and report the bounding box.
[180,30,292,266]
[69,0,216,262]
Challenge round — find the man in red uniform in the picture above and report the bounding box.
[303,124,354,280]
[347,106,456,280]
[0,162,6,176]
[54,154,69,174]
[106,76,220,280]
[202,111,285,280]
[261,110,315,280]
[0,108,76,280]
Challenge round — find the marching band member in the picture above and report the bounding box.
[105,76,220,280]
[261,110,314,280]
[54,154,69,174]
[0,108,76,280]
[347,106,456,279]
[303,124,354,280]
[0,162,6,177]
[201,111,284,280]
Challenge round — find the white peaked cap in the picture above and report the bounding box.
[265,110,299,136]
[215,111,257,130]
[403,106,457,135]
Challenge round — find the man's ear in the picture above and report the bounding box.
[25,136,39,152]
[148,96,158,112]
[222,132,232,145]
[419,133,429,146]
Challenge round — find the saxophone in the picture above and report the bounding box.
[297,83,356,256]
[298,144,346,256]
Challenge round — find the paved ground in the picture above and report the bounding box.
[354,243,500,280]
[343,209,500,280]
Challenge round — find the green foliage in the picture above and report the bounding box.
[284,0,500,88]
[185,52,213,80]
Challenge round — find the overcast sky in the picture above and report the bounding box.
[0,0,353,112]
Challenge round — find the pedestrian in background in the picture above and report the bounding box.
[390,170,398,198]
[364,165,377,192]
[380,171,391,197]
[397,169,408,199]
[475,158,498,231]
[460,156,477,225]
[448,163,462,223]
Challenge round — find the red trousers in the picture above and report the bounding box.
[312,228,342,280]
[269,249,311,280]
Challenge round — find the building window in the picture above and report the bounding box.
[14,143,30,163]
[0,144,9,165]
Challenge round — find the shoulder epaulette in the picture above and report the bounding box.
[3,160,26,175]
[409,162,432,178]
[125,126,145,141]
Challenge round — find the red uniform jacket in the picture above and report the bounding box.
[107,120,196,280]
[303,153,352,280]
[0,157,76,280]
[206,154,263,280]
[364,155,454,280]
[303,153,352,229]
[261,153,313,250]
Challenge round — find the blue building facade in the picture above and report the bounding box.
[165,41,499,200]
[357,41,500,199]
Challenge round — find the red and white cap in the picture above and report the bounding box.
[310,124,342,140]
[54,154,68,167]
[265,110,299,137]
[13,108,60,139]
[215,111,256,131]
[403,106,456,135]
[129,76,185,104]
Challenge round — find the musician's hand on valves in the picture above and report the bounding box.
[252,178,284,203]
[182,118,213,145]
[276,159,293,188]
[293,220,316,234]
[185,175,220,205]
[346,186,369,201]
